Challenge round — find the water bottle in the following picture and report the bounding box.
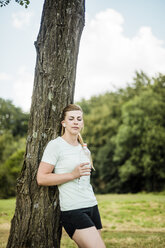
[78,143,91,189]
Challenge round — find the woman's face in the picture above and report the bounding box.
[62,110,84,135]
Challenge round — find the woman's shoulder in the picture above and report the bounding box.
[45,136,62,149]
[48,136,62,145]
[50,136,60,142]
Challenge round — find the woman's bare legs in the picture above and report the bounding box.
[98,229,102,236]
[72,226,106,248]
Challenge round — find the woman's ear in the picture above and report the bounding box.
[61,121,66,127]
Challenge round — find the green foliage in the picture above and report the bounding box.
[0,132,26,198]
[0,132,25,164]
[0,0,30,8]
[78,91,124,193]
[78,72,165,193]
[0,0,11,7]
[115,87,165,192]
[0,72,165,197]
[0,149,25,198]
[0,98,29,136]
[0,98,27,198]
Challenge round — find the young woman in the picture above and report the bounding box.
[37,104,106,248]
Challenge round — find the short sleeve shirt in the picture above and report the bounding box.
[41,136,97,211]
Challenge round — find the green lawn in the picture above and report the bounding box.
[1,194,165,248]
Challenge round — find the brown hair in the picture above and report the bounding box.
[61,104,83,141]
[61,104,95,170]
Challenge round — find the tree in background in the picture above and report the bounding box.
[79,92,123,193]
[0,98,29,136]
[0,148,25,198]
[115,74,165,192]
[6,0,85,247]
[1,72,165,198]
[0,99,28,198]
[79,72,165,194]
[0,0,30,8]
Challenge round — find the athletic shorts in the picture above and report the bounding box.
[60,205,102,239]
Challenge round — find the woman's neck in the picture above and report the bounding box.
[62,133,79,146]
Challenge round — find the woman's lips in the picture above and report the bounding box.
[72,127,79,129]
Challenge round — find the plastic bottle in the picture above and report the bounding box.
[78,143,91,189]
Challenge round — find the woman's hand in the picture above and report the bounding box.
[71,163,91,179]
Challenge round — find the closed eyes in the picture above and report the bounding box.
[69,118,82,121]
[69,117,82,121]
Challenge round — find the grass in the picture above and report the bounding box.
[0,198,15,248]
[0,194,165,247]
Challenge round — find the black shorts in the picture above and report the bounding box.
[60,205,102,239]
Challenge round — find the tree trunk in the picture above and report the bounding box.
[7,0,85,247]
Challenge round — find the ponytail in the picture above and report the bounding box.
[78,133,95,171]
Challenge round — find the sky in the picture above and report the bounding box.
[0,0,165,112]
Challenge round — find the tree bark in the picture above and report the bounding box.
[7,0,85,247]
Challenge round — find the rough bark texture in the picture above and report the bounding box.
[7,0,85,247]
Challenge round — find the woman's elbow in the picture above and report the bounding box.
[36,173,44,186]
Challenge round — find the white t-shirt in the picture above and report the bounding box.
[41,136,97,211]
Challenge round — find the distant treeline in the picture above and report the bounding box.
[0,99,29,198]
[78,71,165,194]
[0,71,165,198]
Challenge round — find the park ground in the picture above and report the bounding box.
[0,193,165,248]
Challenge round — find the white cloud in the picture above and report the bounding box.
[2,8,165,111]
[75,9,165,101]
[0,68,33,112]
[0,72,14,101]
[0,72,11,81]
[13,66,33,112]
[12,11,33,29]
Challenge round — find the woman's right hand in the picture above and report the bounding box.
[71,163,91,179]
